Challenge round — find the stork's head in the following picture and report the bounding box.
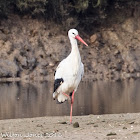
[68,29,88,46]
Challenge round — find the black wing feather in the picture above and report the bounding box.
[53,78,64,92]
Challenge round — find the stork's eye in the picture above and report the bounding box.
[72,33,75,35]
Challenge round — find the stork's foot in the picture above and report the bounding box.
[62,93,70,100]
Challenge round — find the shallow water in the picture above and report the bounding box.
[0,79,140,120]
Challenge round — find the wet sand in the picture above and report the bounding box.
[0,113,140,140]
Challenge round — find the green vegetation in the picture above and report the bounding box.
[16,0,48,15]
[0,0,15,18]
[0,0,48,17]
[0,0,137,20]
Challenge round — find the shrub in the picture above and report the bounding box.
[16,0,48,16]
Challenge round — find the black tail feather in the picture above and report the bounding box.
[53,78,64,92]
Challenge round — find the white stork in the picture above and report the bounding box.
[53,29,88,124]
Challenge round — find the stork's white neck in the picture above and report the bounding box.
[69,37,81,59]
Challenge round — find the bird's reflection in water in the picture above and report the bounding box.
[0,79,140,120]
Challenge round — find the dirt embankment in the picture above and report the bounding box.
[0,4,140,81]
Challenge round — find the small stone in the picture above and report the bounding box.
[106,132,117,136]
[73,122,79,128]
[114,50,119,55]
[59,121,67,124]
[94,124,98,127]
[49,62,55,67]
[129,121,134,124]
[132,132,139,134]
[36,124,43,127]
[123,127,127,129]
[87,122,94,125]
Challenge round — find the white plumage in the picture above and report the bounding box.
[53,29,88,123]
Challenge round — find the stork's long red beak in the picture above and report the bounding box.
[75,35,88,46]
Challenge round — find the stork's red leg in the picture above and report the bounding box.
[70,90,75,124]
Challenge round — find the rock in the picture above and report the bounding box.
[49,61,55,67]
[59,121,67,124]
[73,122,79,128]
[20,73,30,81]
[17,56,27,67]
[87,122,95,125]
[132,132,139,134]
[0,59,19,77]
[106,132,117,136]
[36,124,43,127]
[122,18,134,33]
[129,121,135,124]
[4,41,12,53]
[65,17,79,29]
[102,31,121,46]
[114,50,120,55]
[93,124,98,127]
[90,34,97,43]
[0,32,7,41]
[0,40,4,47]
[113,71,121,81]
[128,65,135,73]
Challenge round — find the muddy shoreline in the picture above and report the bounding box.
[0,113,140,139]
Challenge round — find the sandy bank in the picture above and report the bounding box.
[0,113,140,140]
